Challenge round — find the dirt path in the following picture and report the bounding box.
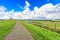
[5,21,34,40]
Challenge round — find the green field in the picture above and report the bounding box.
[21,21,60,40]
[25,20,60,33]
[26,20,60,28]
[0,20,60,40]
[0,20,16,40]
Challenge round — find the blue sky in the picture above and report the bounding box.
[0,0,60,19]
[0,0,60,11]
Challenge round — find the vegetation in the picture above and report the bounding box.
[25,20,60,33]
[21,21,60,40]
[0,20,16,40]
[0,20,60,40]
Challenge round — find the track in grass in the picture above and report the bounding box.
[0,20,16,40]
[21,21,60,40]
[5,21,34,40]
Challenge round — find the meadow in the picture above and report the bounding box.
[24,20,60,33]
[21,21,60,40]
[0,20,16,40]
[0,20,60,40]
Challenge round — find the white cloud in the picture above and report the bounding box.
[0,7,14,19]
[0,6,9,19]
[25,0,30,8]
[0,6,6,12]
[46,3,60,19]
[32,3,60,20]
[39,3,55,11]
[0,0,60,20]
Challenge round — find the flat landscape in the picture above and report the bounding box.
[0,20,60,40]
[0,0,60,40]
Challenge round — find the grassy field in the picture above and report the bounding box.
[37,21,60,28]
[26,20,60,28]
[0,20,60,40]
[21,21,60,40]
[25,20,60,33]
[0,20,16,40]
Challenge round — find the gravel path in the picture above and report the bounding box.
[5,21,34,40]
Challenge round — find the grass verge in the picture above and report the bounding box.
[0,20,16,40]
[20,21,60,40]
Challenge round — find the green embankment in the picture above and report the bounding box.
[27,21,60,33]
[21,21,60,40]
[0,20,16,40]
[28,21,60,28]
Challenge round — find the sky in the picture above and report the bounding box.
[0,0,60,20]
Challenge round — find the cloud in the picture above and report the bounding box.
[25,0,30,8]
[0,6,14,19]
[46,3,60,19]
[0,6,9,19]
[0,6,6,12]
[32,3,55,19]
[32,3,60,20]
[0,0,60,20]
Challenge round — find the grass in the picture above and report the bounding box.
[38,21,60,28]
[30,21,59,28]
[26,20,60,32]
[0,20,16,40]
[21,21,60,40]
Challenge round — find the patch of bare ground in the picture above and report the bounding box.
[5,21,34,40]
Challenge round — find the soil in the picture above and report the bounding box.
[5,21,34,40]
